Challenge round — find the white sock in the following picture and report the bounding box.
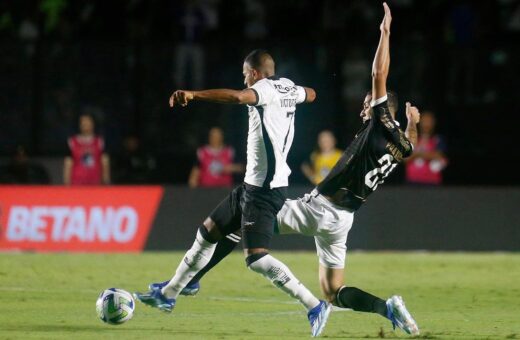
[248,254,320,311]
[161,229,216,299]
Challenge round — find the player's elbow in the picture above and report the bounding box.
[236,90,256,105]
[305,88,316,103]
[371,68,387,80]
[402,145,414,158]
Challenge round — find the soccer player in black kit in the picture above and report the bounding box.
[149,2,420,336]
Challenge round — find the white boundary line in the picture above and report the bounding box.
[0,286,352,313]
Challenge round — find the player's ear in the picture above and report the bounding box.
[252,69,260,81]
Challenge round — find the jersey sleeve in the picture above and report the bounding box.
[371,96,413,157]
[249,79,275,106]
[295,86,307,104]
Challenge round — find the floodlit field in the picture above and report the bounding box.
[1,252,519,339]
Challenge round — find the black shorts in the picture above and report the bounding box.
[209,183,287,249]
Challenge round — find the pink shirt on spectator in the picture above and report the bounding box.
[197,146,234,187]
[68,135,104,185]
[406,136,446,185]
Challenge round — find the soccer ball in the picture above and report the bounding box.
[96,288,135,325]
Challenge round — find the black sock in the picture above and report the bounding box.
[187,234,239,285]
[336,286,388,318]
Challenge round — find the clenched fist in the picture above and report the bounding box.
[169,90,194,107]
[405,102,420,124]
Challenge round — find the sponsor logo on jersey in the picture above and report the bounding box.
[273,84,298,94]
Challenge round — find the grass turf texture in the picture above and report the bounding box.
[1,252,519,339]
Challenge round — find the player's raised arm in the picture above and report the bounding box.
[169,88,257,107]
[371,2,392,103]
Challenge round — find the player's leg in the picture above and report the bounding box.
[149,230,241,295]
[240,185,330,336]
[160,184,244,300]
[316,240,419,335]
[185,231,241,287]
[134,186,242,309]
[319,265,388,316]
[158,218,221,300]
[173,192,323,294]
[175,193,314,292]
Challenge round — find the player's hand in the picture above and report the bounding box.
[406,102,420,124]
[169,90,194,107]
[380,2,392,33]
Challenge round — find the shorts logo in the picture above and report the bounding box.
[243,221,255,227]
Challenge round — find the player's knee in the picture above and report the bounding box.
[200,219,222,243]
[245,252,269,270]
[323,290,337,304]
[203,217,216,230]
[198,225,218,244]
[320,282,340,304]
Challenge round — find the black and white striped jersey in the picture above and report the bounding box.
[245,76,307,189]
[316,96,414,210]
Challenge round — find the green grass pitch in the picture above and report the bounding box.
[1,252,519,339]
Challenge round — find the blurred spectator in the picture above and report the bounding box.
[114,135,156,184]
[405,111,448,185]
[18,12,39,57]
[188,127,243,188]
[244,0,268,41]
[301,130,342,185]
[0,146,50,184]
[174,0,208,89]
[63,114,110,185]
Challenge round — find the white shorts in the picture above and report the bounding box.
[276,189,354,269]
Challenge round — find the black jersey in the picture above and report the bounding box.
[316,99,413,210]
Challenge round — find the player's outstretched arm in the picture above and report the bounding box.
[169,89,257,107]
[303,87,316,103]
[371,2,391,102]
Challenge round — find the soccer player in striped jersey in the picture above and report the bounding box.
[150,3,420,336]
[135,49,333,336]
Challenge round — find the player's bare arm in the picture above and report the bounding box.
[405,102,420,148]
[169,89,257,107]
[371,2,391,101]
[303,87,316,103]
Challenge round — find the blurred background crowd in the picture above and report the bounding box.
[0,0,518,186]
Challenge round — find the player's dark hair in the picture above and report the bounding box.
[244,49,275,75]
[387,91,398,112]
[366,90,398,112]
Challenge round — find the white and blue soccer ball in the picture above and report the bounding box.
[96,288,135,325]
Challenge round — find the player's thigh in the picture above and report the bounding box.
[207,184,243,238]
[319,264,345,303]
[314,234,347,271]
[277,196,321,236]
[241,184,286,252]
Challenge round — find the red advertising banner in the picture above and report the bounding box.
[0,186,163,252]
